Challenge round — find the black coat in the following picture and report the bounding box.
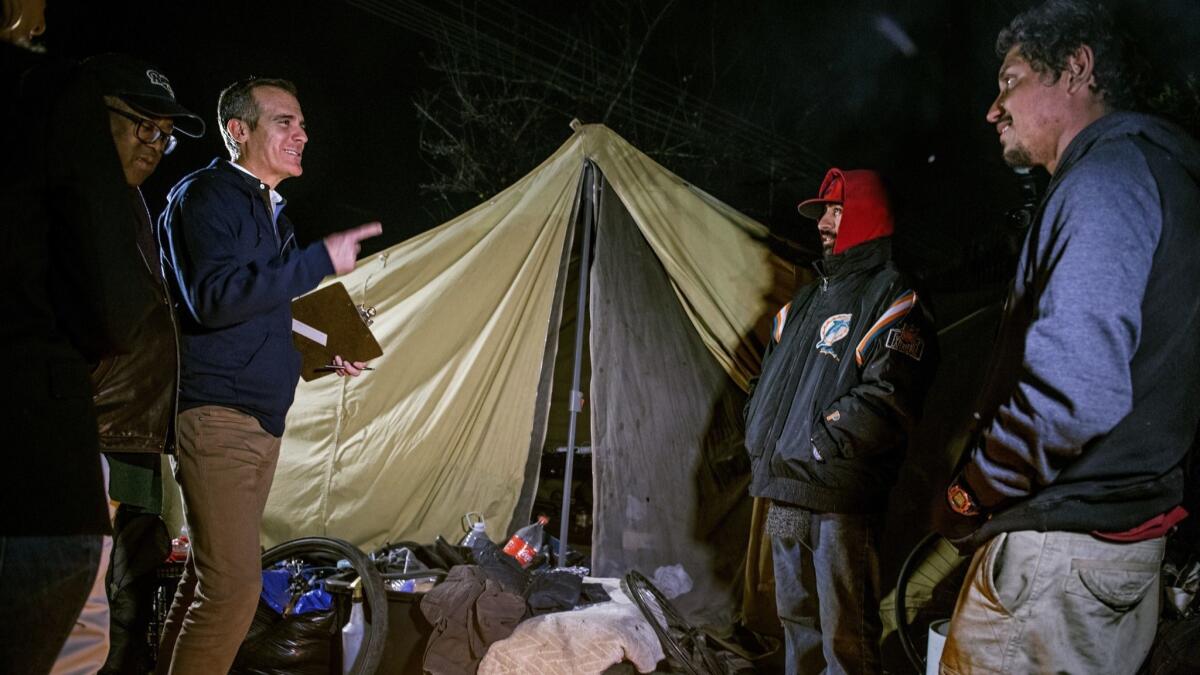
[0,45,155,535]
[744,238,938,513]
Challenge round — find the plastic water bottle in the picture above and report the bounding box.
[459,521,490,550]
[503,515,549,567]
[341,578,364,674]
[389,547,426,574]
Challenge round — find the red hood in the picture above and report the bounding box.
[797,168,894,255]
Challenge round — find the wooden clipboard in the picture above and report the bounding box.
[291,282,383,381]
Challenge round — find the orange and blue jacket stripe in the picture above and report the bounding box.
[854,290,917,366]
[772,303,792,343]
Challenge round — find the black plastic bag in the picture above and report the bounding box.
[229,598,338,674]
[374,539,465,572]
[526,570,583,616]
[469,539,529,596]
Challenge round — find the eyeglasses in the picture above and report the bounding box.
[106,106,178,155]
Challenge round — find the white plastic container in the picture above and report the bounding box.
[341,579,364,674]
[926,619,950,675]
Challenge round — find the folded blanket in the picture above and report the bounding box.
[478,577,663,674]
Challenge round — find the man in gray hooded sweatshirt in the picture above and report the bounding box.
[937,2,1200,673]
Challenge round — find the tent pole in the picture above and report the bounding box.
[559,162,597,566]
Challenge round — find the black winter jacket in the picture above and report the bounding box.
[745,238,938,513]
[1,47,155,536]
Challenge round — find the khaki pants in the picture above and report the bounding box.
[156,406,280,675]
[940,530,1164,675]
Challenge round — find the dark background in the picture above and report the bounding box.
[46,0,1200,303]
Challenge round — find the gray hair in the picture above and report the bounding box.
[216,77,298,159]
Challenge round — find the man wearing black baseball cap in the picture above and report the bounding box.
[48,54,205,675]
[84,53,204,186]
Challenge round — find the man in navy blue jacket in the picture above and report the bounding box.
[155,77,380,675]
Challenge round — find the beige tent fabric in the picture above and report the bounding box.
[264,125,782,548]
[596,136,777,392]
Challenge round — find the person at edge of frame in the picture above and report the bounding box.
[936,2,1200,673]
[0,1,157,673]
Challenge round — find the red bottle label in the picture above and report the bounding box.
[503,536,536,567]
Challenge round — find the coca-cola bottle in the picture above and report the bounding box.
[502,515,549,567]
[167,525,191,563]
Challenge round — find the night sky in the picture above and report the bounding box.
[46,0,1200,297]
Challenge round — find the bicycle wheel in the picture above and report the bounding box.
[622,570,725,674]
[890,531,969,673]
[260,536,389,675]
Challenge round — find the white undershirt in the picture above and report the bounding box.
[227,160,285,222]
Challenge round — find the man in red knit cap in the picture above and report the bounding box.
[744,168,938,674]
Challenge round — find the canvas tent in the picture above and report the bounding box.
[263,123,793,627]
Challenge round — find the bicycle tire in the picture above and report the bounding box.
[260,536,388,675]
[622,570,725,674]
[892,531,968,673]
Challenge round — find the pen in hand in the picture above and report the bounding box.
[319,355,373,377]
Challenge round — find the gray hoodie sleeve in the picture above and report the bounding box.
[964,142,1162,508]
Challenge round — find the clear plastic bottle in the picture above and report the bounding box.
[459,521,490,550]
[502,515,550,567]
[391,547,426,574]
[341,578,364,674]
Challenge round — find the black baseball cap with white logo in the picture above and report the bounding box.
[82,53,205,138]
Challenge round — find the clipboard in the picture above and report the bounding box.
[291,282,383,381]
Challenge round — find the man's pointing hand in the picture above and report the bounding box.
[324,222,383,274]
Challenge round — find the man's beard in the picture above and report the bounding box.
[819,230,836,256]
[1003,141,1035,169]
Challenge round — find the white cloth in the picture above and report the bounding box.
[478,577,663,674]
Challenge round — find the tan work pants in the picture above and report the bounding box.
[156,406,280,675]
[940,529,1164,675]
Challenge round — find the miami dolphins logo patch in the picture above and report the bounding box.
[815,313,852,360]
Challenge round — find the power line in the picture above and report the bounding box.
[342,0,827,178]
[484,0,826,166]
